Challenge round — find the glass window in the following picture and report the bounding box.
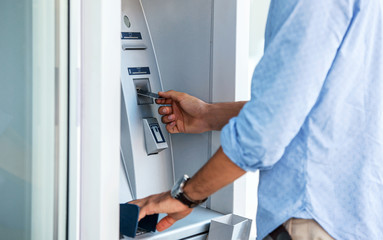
[0,0,68,239]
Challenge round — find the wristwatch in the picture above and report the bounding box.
[171,175,207,208]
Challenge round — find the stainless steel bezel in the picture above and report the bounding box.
[171,174,189,198]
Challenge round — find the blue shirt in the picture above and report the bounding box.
[221,0,383,239]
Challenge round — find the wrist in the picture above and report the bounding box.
[205,101,247,131]
[183,179,207,203]
[203,103,217,132]
[171,175,207,208]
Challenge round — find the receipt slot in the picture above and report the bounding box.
[143,118,168,155]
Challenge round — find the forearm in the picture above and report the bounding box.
[183,147,246,201]
[205,101,247,131]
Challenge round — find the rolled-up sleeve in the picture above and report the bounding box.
[221,0,354,171]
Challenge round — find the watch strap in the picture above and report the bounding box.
[175,192,207,208]
[175,178,207,208]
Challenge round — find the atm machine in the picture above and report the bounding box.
[119,0,248,239]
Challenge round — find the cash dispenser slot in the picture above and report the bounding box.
[122,43,147,50]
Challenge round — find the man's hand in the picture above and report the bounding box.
[129,148,246,232]
[156,91,210,134]
[129,191,192,232]
[156,90,247,133]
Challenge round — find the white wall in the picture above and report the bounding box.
[68,0,121,239]
[246,0,270,238]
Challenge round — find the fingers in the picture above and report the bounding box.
[129,192,192,232]
[156,216,176,232]
[155,91,174,105]
[162,115,179,133]
[158,90,186,102]
[161,114,175,124]
[128,199,148,221]
[129,199,144,208]
[155,98,172,105]
[138,207,148,221]
[157,91,184,131]
[133,200,153,221]
[166,121,179,133]
[158,106,173,115]
[158,105,178,132]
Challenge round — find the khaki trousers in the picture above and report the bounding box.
[264,218,335,240]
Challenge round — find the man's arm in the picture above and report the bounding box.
[130,147,245,231]
[131,91,246,231]
[156,90,246,134]
[183,147,246,201]
[204,102,247,131]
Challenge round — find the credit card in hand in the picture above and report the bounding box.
[136,89,164,99]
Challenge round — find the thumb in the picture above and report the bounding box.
[156,215,176,232]
[159,90,185,102]
[138,208,147,222]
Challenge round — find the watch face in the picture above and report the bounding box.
[170,175,207,208]
[171,175,183,197]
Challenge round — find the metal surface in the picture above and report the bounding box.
[141,0,214,186]
[120,0,174,200]
[119,1,250,239]
[80,0,121,239]
[209,0,250,215]
[54,0,69,239]
[208,214,252,240]
[120,149,135,201]
[143,118,168,154]
[182,233,208,240]
[122,207,222,240]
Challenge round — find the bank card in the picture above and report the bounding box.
[136,89,164,99]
